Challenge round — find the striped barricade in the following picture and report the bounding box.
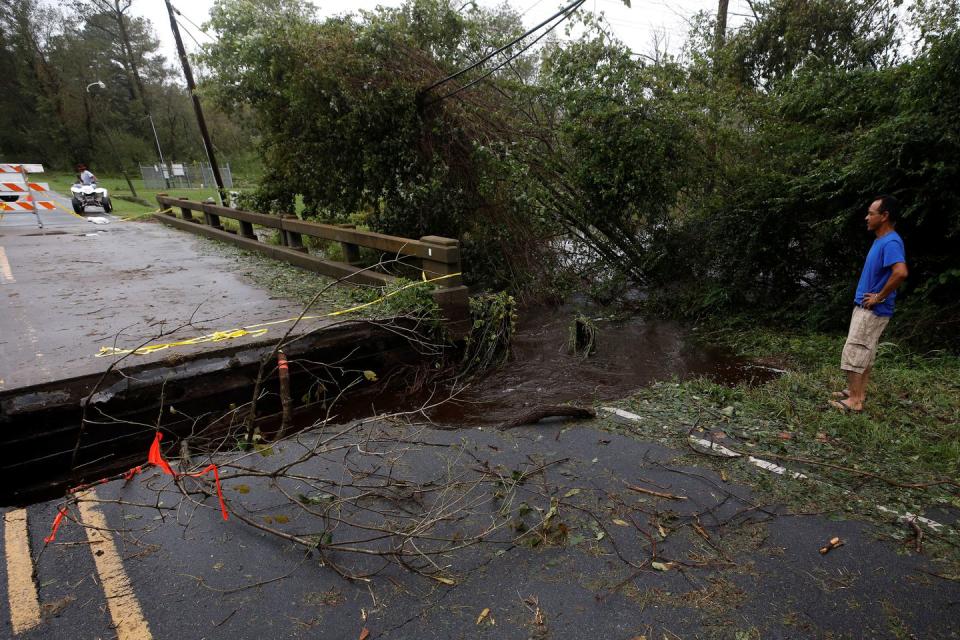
[0,164,49,213]
[0,163,44,174]
[0,200,56,212]
[1,181,49,193]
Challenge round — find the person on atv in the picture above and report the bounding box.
[77,164,97,185]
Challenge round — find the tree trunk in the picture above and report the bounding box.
[114,5,148,111]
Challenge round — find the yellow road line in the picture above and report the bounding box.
[4,509,41,634]
[53,202,87,220]
[77,495,152,640]
[0,247,14,284]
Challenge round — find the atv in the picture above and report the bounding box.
[70,182,112,214]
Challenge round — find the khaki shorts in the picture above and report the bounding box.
[841,306,890,374]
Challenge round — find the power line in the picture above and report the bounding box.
[426,2,581,106]
[520,0,551,18]
[423,0,587,94]
[169,1,215,40]
[176,18,204,49]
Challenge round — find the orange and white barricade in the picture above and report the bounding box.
[0,163,56,218]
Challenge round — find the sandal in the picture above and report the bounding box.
[829,399,862,414]
[830,389,850,399]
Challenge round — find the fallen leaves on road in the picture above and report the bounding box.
[626,483,687,501]
[476,607,494,625]
[819,536,844,554]
[358,627,370,640]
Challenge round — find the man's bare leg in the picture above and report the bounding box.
[844,366,871,411]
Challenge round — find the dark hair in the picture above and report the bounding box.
[873,194,901,223]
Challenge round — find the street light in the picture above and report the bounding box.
[143,114,170,189]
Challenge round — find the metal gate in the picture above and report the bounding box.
[139,162,233,190]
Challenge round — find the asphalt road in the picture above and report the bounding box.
[2,418,957,639]
[0,191,333,391]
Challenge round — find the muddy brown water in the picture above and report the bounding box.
[348,308,780,427]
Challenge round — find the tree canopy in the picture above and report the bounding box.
[3,0,957,346]
[0,0,251,172]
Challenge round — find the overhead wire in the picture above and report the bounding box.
[169,1,216,40]
[422,0,587,94]
[425,4,577,106]
[520,0,551,18]
[176,18,205,49]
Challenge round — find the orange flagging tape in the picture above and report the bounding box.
[44,433,228,544]
[44,507,68,544]
[144,432,228,519]
[147,432,175,475]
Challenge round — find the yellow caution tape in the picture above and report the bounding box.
[96,272,461,357]
[120,207,172,222]
[54,202,87,220]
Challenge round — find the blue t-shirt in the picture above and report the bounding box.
[854,230,905,317]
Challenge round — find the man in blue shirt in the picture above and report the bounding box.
[832,195,908,413]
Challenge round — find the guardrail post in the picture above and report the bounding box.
[420,235,470,339]
[338,224,362,265]
[282,215,307,252]
[177,197,194,222]
[201,202,222,230]
[239,220,255,239]
[157,194,175,217]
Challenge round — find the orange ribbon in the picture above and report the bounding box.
[44,432,229,544]
[44,507,68,544]
[145,432,229,520]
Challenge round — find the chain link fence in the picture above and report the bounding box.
[139,162,233,190]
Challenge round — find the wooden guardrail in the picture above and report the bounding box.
[154,195,469,335]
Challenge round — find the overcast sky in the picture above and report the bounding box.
[135,0,753,64]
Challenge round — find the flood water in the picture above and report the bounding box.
[413,307,778,427]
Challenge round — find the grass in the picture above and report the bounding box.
[703,329,960,480]
[605,327,960,566]
[43,171,227,219]
[192,237,441,322]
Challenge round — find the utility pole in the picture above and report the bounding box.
[715,0,729,51]
[164,0,227,205]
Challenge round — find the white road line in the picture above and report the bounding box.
[0,247,15,284]
[601,406,643,421]
[600,406,951,532]
[687,435,740,458]
[77,494,153,640]
[4,509,41,634]
[687,435,808,479]
[875,505,945,533]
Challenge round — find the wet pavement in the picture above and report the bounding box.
[0,193,335,391]
[2,417,957,639]
[2,193,957,639]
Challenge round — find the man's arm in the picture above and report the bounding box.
[862,262,908,308]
